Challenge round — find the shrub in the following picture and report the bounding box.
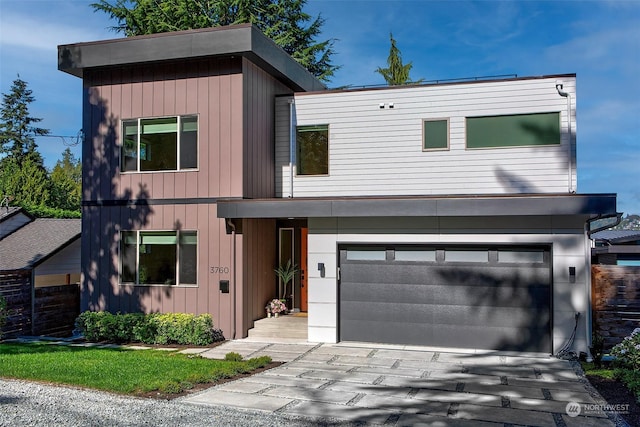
[611,328,640,370]
[224,352,243,362]
[74,311,223,346]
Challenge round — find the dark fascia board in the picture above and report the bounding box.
[216,194,617,219]
[0,206,34,224]
[58,24,325,92]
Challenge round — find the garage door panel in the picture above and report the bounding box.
[341,281,549,308]
[339,245,552,352]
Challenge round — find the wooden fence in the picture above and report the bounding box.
[33,284,80,337]
[592,265,640,351]
[0,270,32,338]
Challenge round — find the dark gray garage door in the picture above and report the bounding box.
[339,245,552,352]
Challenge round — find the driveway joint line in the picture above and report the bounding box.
[552,412,567,427]
[345,392,366,406]
[541,387,552,400]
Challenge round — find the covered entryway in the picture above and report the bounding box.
[339,245,552,352]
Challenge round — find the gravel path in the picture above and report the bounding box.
[0,379,347,427]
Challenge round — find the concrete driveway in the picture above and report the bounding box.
[180,340,616,427]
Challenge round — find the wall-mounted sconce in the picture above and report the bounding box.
[379,103,385,109]
[388,102,394,109]
[318,263,325,278]
[569,267,576,283]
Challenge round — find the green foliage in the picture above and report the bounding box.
[0,77,49,163]
[615,368,640,402]
[612,328,640,370]
[224,351,243,362]
[75,311,223,345]
[375,33,423,86]
[91,0,338,82]
[0,295,7,340]
[49,148,82,211]
[0,156,50,208]
[16,203,81,219]
[153,313,216,346]
[0,342,273,395]
[274,259,299,299]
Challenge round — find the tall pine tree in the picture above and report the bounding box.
[375,33,423,86]
[0,76,50,165]
[91,0,338,82]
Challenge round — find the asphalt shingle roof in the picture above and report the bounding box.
[0,218,81,271]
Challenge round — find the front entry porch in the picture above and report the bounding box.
[247,313,308,341]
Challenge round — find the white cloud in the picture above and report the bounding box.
[0,11,114,52]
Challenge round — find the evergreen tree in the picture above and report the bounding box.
[91,0,338,82]
[0,156,50,208]
[375,33,423,86]
[49,148,82,211]
[0,77,50,165]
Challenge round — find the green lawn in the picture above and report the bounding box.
[0,342,271,395]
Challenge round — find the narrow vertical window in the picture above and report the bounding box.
[180,115,198,169]
[179,231,198,285]
[296,125,329,175]
[122,120,138,172]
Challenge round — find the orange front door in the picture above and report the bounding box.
[300,227,308,312]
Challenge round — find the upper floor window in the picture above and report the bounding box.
[121,115,198,172]
[466,112,560,149]
[296,125,329,175]
[120,230,197,286]
[423,119,449,151]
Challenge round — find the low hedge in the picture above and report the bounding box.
[75,311,225,345]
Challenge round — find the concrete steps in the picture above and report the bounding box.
[247,315,308,340]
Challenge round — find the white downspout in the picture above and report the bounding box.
[288,98,295,198]
[556,81,574,193]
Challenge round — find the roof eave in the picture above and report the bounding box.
[57,24,325,92]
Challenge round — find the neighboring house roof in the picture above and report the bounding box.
[0,218,81,271]
[58,24,325,93]
[0,206,33,223]
[591,230,640,244]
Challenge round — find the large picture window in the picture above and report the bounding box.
[121,115,198,172]
[120,230,197,286]
[466,112,560,149]
[296,125,329,175]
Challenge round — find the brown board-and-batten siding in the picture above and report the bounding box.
[0,270,31,338]
[592,265,640,351]
[81,56,293,338]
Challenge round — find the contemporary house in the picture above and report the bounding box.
[59,24,616,354]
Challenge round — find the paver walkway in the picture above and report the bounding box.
[182,341,618,426]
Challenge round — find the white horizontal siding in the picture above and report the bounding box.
[276,77,577,197]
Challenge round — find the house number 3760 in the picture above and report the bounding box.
[210,266,230,274]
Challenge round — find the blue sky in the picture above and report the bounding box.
[1,0,639,213]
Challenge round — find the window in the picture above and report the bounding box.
[121,115,198,172]
[423,119,449,151]
[296,125,328,175]
[497,249,545,264]
[120,230,197,286]
[445,249,489,263]
[466,112,560,149]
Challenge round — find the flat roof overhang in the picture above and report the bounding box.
[592,246,640,255]
[217,193,617,219]
[58,24,325,92]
